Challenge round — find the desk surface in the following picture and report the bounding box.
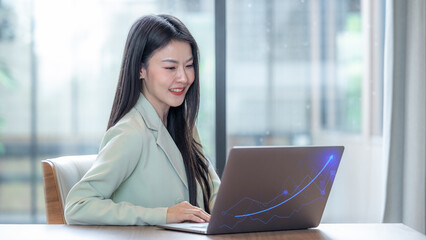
[0,223,424,240]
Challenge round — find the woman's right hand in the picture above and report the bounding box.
[166,201,210,224]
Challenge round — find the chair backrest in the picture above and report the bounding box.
[42,155,97,224]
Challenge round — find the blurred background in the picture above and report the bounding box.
[0,0,386,225]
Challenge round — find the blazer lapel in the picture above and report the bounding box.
[156,126,188,189]
[134,94,188,189]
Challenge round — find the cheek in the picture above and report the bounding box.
[149,69,171,86]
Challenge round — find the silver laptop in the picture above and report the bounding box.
[158,145,344,235]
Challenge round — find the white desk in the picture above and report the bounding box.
[0,223,424,240]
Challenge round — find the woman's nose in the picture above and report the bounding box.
[176,67,188,83]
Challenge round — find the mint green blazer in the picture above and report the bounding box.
[64,94,221,225]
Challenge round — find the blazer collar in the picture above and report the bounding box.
[134,93,188,189]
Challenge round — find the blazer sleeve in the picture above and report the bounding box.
[207,162,221,211]
[64,119,167,225]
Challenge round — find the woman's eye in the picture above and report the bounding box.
[186,64,193,68]
[165,67,176,70]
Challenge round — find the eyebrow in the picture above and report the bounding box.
[161,56,193,64]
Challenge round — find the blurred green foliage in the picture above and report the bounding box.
[346,13,362,32]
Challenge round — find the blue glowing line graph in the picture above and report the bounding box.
[221,172,334,219]
[249,196,327,223]
[220,196,327,230]
[233,154,334,218]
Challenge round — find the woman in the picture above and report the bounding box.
[65,14,221,225]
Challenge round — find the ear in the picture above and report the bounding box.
[139,66,147,80]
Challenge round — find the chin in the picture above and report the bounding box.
[168,99,186,108]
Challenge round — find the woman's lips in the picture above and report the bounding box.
[169,88,185,96]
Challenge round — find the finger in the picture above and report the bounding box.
[177,203,210,222]
[185,214,207,223]
[186,208,211,222]
[180,203,209,216]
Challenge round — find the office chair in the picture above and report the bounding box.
[42,155,97,224]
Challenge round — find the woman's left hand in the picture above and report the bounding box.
[166,201,210,224]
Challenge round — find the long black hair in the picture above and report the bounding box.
[107,15,212,212]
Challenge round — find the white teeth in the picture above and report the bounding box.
[170,88,183,92]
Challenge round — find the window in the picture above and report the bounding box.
[227,0,312,147]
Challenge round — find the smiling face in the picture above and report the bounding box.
[140,40,195,122]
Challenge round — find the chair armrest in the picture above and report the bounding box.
[42,160,66,224]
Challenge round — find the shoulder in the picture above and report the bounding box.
[100,108,149,149]
[114,108,146,132]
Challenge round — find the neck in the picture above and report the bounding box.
[161,111,168,127]
[153,105,169,127]
[141,91,169,127]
